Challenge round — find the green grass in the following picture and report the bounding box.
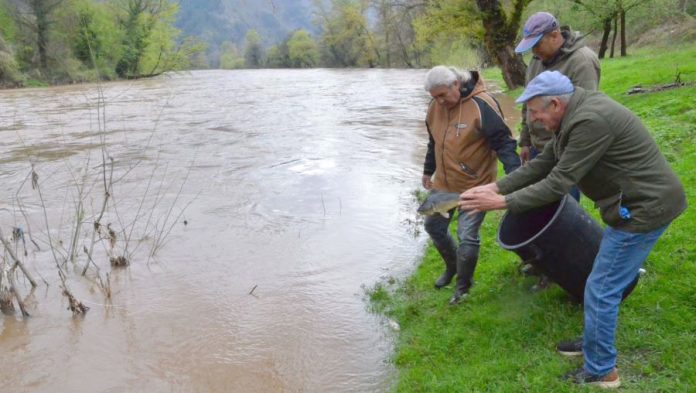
[374,44,696,392]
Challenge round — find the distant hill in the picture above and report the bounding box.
[175,0,318,65]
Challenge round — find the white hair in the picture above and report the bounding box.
[424,66,472,92]
[539,93,573,106]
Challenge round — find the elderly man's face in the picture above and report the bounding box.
[429,80,461,109]
[526,96,566,132]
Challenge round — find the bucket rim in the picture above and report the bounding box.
[496,195,569,251]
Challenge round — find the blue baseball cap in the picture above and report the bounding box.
[516,71,575,104]
[515,12,559,53]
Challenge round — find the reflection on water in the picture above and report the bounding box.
[0,69,517,392]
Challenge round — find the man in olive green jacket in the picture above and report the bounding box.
[459,71,686,389]
[516,12,600,166]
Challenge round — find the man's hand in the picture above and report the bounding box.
[462,182,499,196]
[422,174,433,190]
[520,146,531,164]
[459,184,506,214]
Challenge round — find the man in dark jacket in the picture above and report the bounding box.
[422,66,520,305]
[459,71,687,389]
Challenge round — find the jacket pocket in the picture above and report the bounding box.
[458,162,479,179]
[594,192,626,227]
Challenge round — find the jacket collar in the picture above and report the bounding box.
[559,86,587,131]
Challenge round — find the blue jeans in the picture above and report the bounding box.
[424,210,486,291]
[583,224,669,376]
[529,146,580,202]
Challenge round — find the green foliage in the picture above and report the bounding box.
[374,43,696,392]
[244,29,264,68]
[55,0,122,80]
[0,0,16,44]
[412,0,479,62]
[0,36,22,87]
[265,43,289,68]
[287,29,319,68]
[219,41,246,69]
[317,0,376,67]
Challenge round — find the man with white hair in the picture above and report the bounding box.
[422,66,520,305]
[459,71,686,388]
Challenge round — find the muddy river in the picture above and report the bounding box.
[0,69,518,392]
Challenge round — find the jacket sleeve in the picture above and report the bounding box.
[503,118,614,213]
[423,121,436,176]
[474,96,521,174]
[496,140,556,194]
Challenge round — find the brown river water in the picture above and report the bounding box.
[0,69,518,393]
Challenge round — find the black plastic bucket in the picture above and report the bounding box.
[497,195,638,302]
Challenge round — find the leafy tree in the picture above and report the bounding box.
[15,0,65,71]
[287,29,319,67]
[413,0,529,88]
[219,41,245,69]
[244,29,263,68]
[265,40,290,68]
[315,0,378,67]
[67,0,121,72]
[0,0,16,44]
[0,34,22,86]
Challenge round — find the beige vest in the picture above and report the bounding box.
[426,81,501,193]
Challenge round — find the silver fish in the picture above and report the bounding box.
[417,191,461,218]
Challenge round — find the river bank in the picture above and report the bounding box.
[371,43,696,392]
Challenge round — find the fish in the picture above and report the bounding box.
[417,191,461,218]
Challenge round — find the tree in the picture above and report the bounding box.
[244,29,263,68]
[570,0,648,58]
[219,41,245,69]
[414,0,529,88]
[370,0,426,67]
[474,0,529,89]
[315,0,378,67]
[16,0,65,70]
[287,29,319,67]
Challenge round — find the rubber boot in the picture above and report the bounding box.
[449,246,479,305]
[433,242,457,289]
[424,215,457,290]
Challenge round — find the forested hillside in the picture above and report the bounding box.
[175,0,317,67]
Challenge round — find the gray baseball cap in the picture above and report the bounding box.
[515,71,575,104]
[515,12,559,53]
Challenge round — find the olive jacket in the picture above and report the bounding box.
[497,87,686,233]
[520,28,601,150]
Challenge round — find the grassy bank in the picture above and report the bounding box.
[372,44,696,392]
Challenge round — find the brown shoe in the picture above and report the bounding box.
[564,367,621,389]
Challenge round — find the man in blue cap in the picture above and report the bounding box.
[516,12,600,185]
[458,71,686,389]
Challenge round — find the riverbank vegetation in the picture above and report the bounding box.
[0,0,204,87]
[1,0,693,88]
[370,44,696,392]
[219,0,694,89]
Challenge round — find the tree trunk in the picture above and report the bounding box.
[34,0,49,70]
[475,0,528,89]
[619,9,627,56]
[610,15,618,58]
[678,0,687,14]
[598,17,612,59]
